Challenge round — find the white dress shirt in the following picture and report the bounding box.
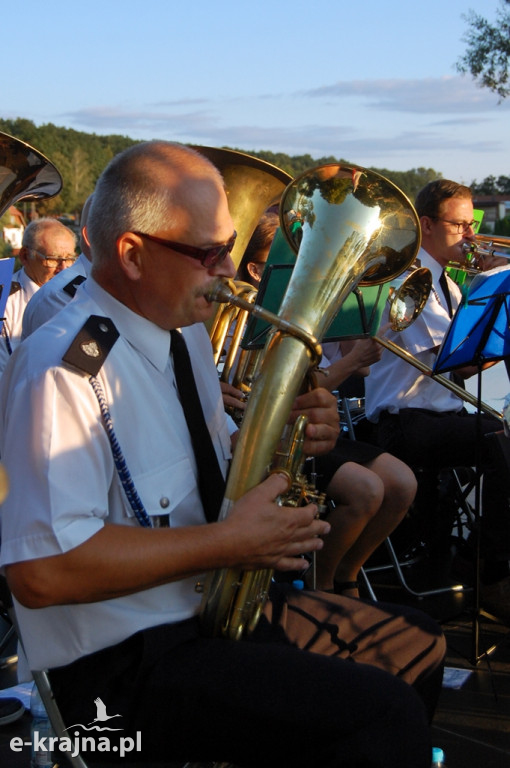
[0,277,232,671]
[0,267,39,375]
[365,249,464,421]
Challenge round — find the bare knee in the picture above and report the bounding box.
[326,463,384,520]
[368,454,417,511]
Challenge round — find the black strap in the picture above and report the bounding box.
[170,330,225,522]
[439,270,453,319]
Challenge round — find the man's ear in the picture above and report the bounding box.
[116,233,144,280]
[420,215,433,236]
[82,224,91,249]
[18,246,29,267]
[247,261,262,283]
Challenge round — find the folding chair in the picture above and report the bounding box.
[339,397,475,599]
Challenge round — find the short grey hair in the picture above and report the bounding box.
[22,218,77,252]
[87,141,223,266]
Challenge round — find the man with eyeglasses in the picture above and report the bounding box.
[0,217,77,374]
[21,196,94,339]
[0,142,446,768]
[366,178,510,625]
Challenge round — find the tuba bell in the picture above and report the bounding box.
[0,131,63,219]
[0,131,63,505]
[191,146,292,271]
[199,163,421,640]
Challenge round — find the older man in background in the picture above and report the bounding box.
[0,217,77,373]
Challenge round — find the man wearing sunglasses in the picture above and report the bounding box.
[366,178,510,625]
[0,141,445,768]
[0,217,77,375]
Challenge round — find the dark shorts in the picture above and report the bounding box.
[375,407,510,559]
[306,433,384,492]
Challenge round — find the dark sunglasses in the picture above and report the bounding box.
[133,230,237,268]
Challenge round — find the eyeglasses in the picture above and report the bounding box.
[133,230,237,268]
[431,218,477,234]
[30,249,77,268]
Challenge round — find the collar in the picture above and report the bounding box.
[14,267,39,293]
[417,248,445,287]
[83,277,171,373]
[77,252,92,277]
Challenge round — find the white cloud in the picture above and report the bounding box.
[300,76,510,114]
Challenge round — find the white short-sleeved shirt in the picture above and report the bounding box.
[0,268,39,375]
[0,277,232,671]
[365,249,464,422]
[21,252,91,338]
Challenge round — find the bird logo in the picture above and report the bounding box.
[64,696,123,732]
[88,698,122,726]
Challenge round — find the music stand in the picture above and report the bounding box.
[434,265,510,664]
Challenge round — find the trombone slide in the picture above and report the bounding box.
[374,335,502,422]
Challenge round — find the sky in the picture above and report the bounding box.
[2,0,509,186]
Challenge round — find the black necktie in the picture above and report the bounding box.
[438,272,465,389]
[170,329,226,522]
[439,270,453,319]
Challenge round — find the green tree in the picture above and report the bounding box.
[495,215,510,235]
[457,0,510,99]
[0,117,500,215]
[471,175,510,194]
[371,167,441,201]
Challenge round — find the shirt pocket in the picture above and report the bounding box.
[124,455,199,524]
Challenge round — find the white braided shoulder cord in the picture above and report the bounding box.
[89,375,153,529]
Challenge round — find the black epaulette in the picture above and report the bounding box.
[63,274,86,298]
[62,315,119,376]
[8,281,21,296]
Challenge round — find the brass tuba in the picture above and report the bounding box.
[0,131,63,219]
[199,163,421,640]
[191,146,292,271]
[0,132,63,504]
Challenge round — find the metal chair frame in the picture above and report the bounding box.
[338,397,474,599]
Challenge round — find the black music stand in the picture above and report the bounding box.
[434,265,510,664]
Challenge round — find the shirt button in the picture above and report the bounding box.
[159,497,170,509]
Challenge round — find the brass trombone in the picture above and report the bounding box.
[373,268,503,422]
[462,234,510,270]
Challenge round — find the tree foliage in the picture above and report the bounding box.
[237,148,440,202]
[471,175,510,195]
[1,117,506,225]
[0,118,138,217]
[457,0,510,99]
